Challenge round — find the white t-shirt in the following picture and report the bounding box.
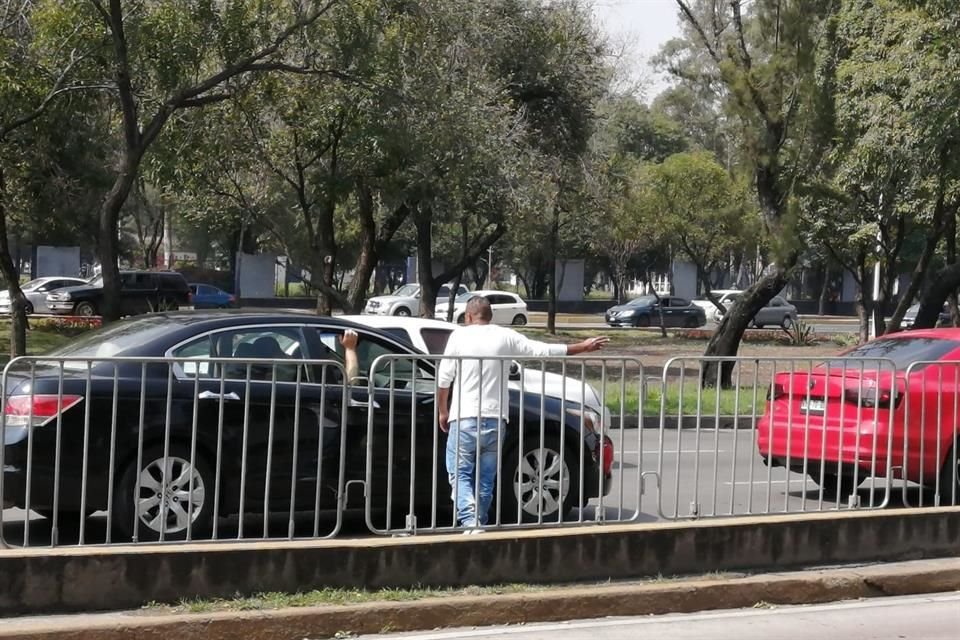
[437,324,567,422]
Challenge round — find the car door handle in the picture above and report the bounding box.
[198,390,241,402]
[348,397,381,409]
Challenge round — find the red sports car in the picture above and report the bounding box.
[757,329,960,503]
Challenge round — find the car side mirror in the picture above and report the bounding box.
[509,361,522,381]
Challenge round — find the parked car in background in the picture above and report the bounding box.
[2,312,613,540]
[435,290,528,325]
[903,303,952,329]
[692,289,742,323]
[757,329,960,500]
[189,284,236,309]
[344,315,610,425]
[605,296,706,328]
[0,277,88,315]
[713,294,798,330]
[363,283,469,316]
[47,270,191,317]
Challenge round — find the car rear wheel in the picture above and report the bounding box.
[114,443,214,541]
[24,301,34,315]
[394,307,411,317]
[497,433,579,524]
[75,301,97,316]
[782,316,795,330]
[512,314,527,326]
[937,441,960,506]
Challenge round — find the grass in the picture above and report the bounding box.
[605,382,763,416]
[0,320,79,365]
[148,585,538,614]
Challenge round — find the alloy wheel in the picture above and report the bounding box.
[136,455,206,535]
[513,447,570,518]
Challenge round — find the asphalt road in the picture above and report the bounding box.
[356,592,960,640]
[1,426,928,547]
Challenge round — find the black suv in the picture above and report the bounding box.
[46,270,191,317]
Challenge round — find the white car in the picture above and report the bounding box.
[435,290,528,325]
[363,283,468,317]
[344,314,610,424]
[0,277,88,315]
[692,289,742,323]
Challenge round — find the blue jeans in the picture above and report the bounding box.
[446,418,503,528]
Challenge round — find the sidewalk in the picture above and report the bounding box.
[3,558,958,640]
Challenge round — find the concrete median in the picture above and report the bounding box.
[1,506,960,617]
[3,557,960,639]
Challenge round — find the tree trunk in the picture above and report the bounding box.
[98,152,141,321]
[646,271,668,338]
[701,263,794,388]
[946,206,959,326]
[855,257,870,344]
[546,205,560,335]
[0,166,27,358]
[414,209,437,318]
[818,265,830,317]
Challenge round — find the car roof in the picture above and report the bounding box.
[341,315,454,330]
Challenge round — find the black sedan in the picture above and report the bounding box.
[605,295,707,328]
[2,312,613,541]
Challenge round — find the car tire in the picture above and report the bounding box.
[810,471,861,499]
[782,316,795,330]
[113,442,215,542]
[497,432,579,525]
[394,307,412,317]
[456,314,466,325]
[512,314,527,326]
[24,301,34,315]
[937,441,960,506]
[75,301,97,317]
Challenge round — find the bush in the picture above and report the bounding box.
[29,316,102,334]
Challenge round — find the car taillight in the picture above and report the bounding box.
[768,383,786,400]
[596,436,614,476]
[843,386,900,409]
[3,394,83,427]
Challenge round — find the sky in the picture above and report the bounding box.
[590,0,683,99]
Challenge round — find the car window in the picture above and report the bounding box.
[316,330,431,389]
[393,284,419,297]
[437,286,451,299]
[830,337,960,370]
[420,328,453,354]
[487,294,513,306]
[172,327,307,381]
[457,285,469,295]
[189,285,199,294]
[122,273,156,290]
[671,298,690,308]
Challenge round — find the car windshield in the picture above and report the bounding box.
[826,337,960,370]
[455,291,478,302]
[86,275,102,287]
[392,284,419,297]
[44,316,185,363]
[628,296,657,306]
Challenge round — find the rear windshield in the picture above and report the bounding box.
[829,337,960,369]
[45,316,182,360]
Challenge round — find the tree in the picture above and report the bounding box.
[671,0,837,386]
[83,0,340,320]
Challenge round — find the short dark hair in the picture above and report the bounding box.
[465,296,492,321]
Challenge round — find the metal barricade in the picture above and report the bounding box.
[655,356,899,520]
[900,361,960,508]
[0,355,348,548]
[362,354,649,535]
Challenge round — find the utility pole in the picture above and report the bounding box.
[487,244,494,289]
[869,194,883,340]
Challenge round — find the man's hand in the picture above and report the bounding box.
[438,409,449,433]
[567,336,609,355]
[339,329,358,350]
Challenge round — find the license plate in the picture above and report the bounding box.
[800,399,826,412]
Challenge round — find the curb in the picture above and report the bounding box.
[2,558,959,639]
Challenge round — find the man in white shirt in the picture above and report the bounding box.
[437,297,608,531]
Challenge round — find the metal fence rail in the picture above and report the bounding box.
[1,356,348,548]
[361,354,646,535]
[4,350,960,548]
